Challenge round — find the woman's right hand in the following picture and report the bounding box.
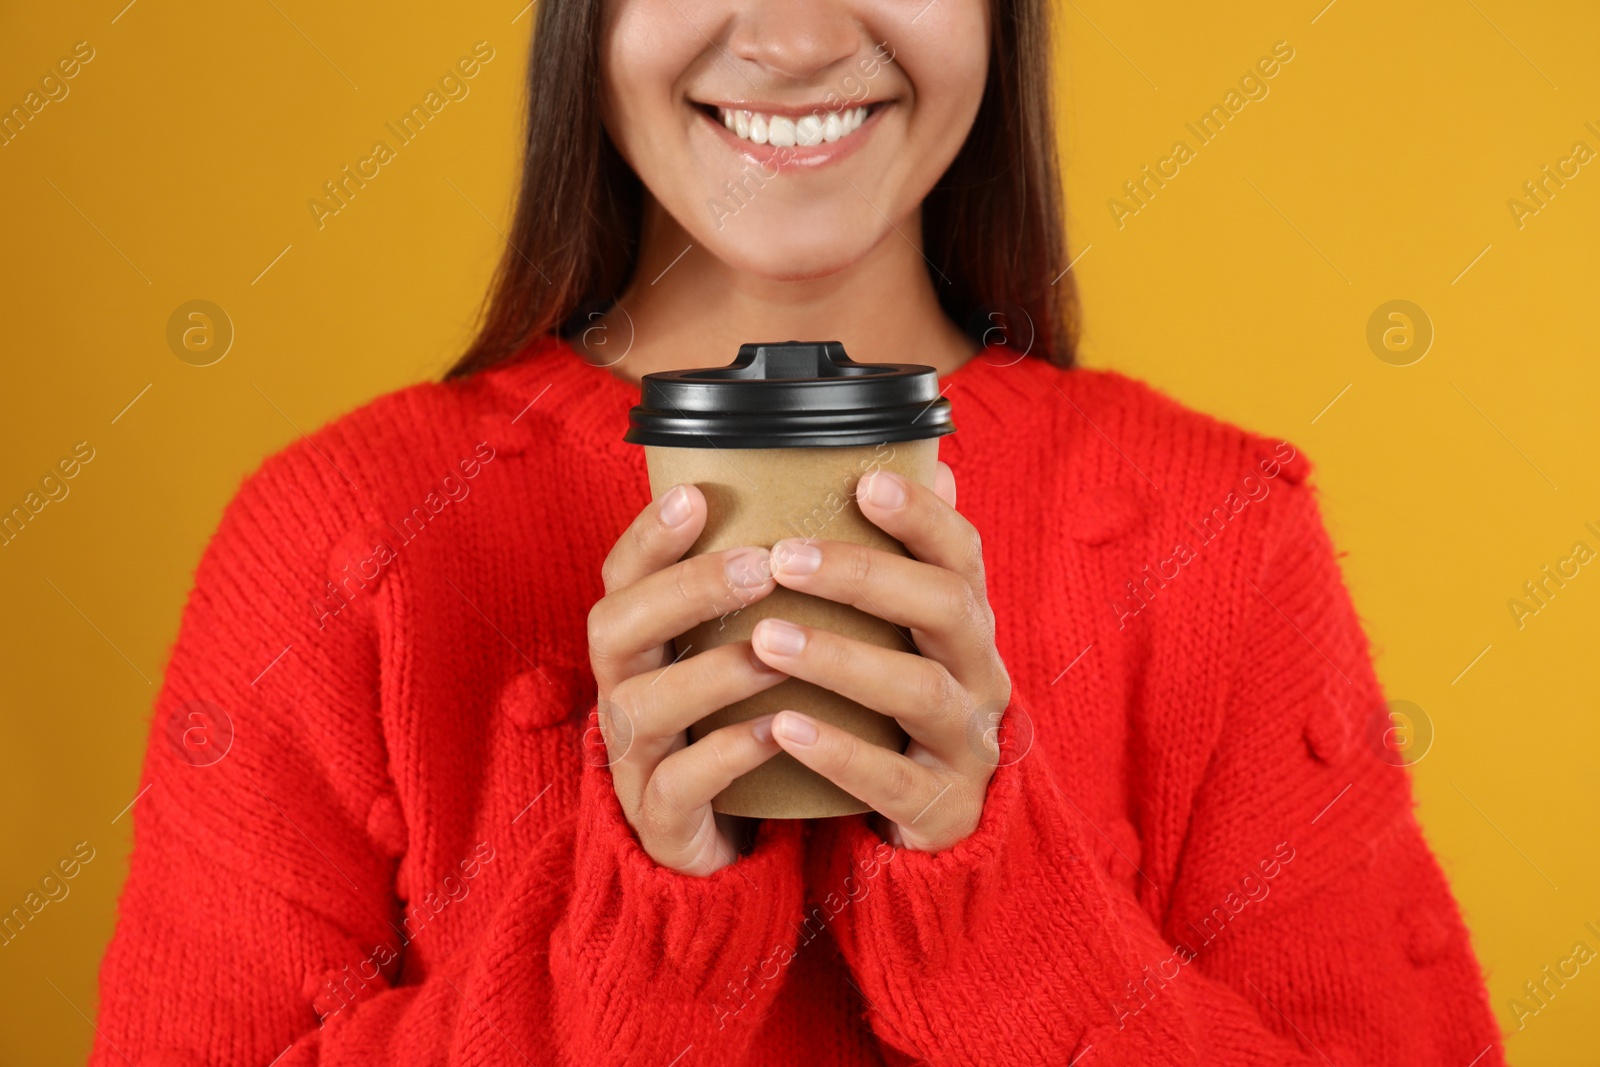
[586,482,790,876]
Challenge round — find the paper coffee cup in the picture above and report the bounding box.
[623,340,955,819]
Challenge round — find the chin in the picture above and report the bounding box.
[696,210,888,282]
[712,235,879,282]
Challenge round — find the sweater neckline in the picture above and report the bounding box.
[489,333,1061,468]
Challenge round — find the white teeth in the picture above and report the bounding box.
[768,115,797,147]
[713,105,871,147]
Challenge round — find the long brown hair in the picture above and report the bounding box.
[446,0,1078,380]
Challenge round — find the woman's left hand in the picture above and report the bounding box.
[750,462,1012,853]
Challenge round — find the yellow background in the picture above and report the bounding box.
[2,1,1596,1062]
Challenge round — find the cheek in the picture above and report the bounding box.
[894,6,990,159]
[599,3,702,172]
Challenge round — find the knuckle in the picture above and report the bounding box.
[816,630,854,674]
[628,508,655,554]
[705,730,740,781]
[964,527,985,571]
[640,766,683,828]
[948,572,993,637]
[964,589,994,639]
[958,580,983,622]
[946,784,983,839]
[992,669,1013,709]
[674,559,698,607]
[830,730,864,780]
[946,511,985,575]
[928,671,960,739]
[916,663,962,720]
[586,602,612,658]
[614,597,657,653]
[844,544,874,588]
[934,575,976,628]
[597,696,637,760]
[599,549,627,593]
[632,800,671,845]
[884,756,921,801]
[608,681,648,739]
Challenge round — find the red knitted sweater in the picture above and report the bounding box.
[92,335,1505,1066]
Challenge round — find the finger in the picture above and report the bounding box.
[768,710,960,832]
[589,545,776,684]
[636,715,782,873]
[767,538,998,689]
[600,483,706,595]
[934,461,956,508]
[606,642,788,806]
[751,616,977,762]
[857,469,986,594]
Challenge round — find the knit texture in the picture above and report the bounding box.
[91,334,1505,1066]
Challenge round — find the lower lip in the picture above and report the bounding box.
[698,104,886,173]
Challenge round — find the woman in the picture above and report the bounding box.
[93,0,1505,1063]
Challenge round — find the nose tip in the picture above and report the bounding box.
[725,4,864,82]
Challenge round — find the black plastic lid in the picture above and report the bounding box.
[623,340,955,449]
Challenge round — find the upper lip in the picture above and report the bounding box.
[693,98,887,118]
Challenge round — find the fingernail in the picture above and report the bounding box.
[773,539,822,576]
[748,642,786,673]
[725,548,771,588]
[659,485,692,527]
[749,714,776,743]
[758,619,806,656]
[774,711,818,746]
[864,470,906,509]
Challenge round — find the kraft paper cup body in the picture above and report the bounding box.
[644,438,940,819]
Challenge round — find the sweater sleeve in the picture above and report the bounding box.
[90,438,806,1067]
[806,477,1506,1066]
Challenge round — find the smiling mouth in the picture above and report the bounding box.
[695,102,885,148]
